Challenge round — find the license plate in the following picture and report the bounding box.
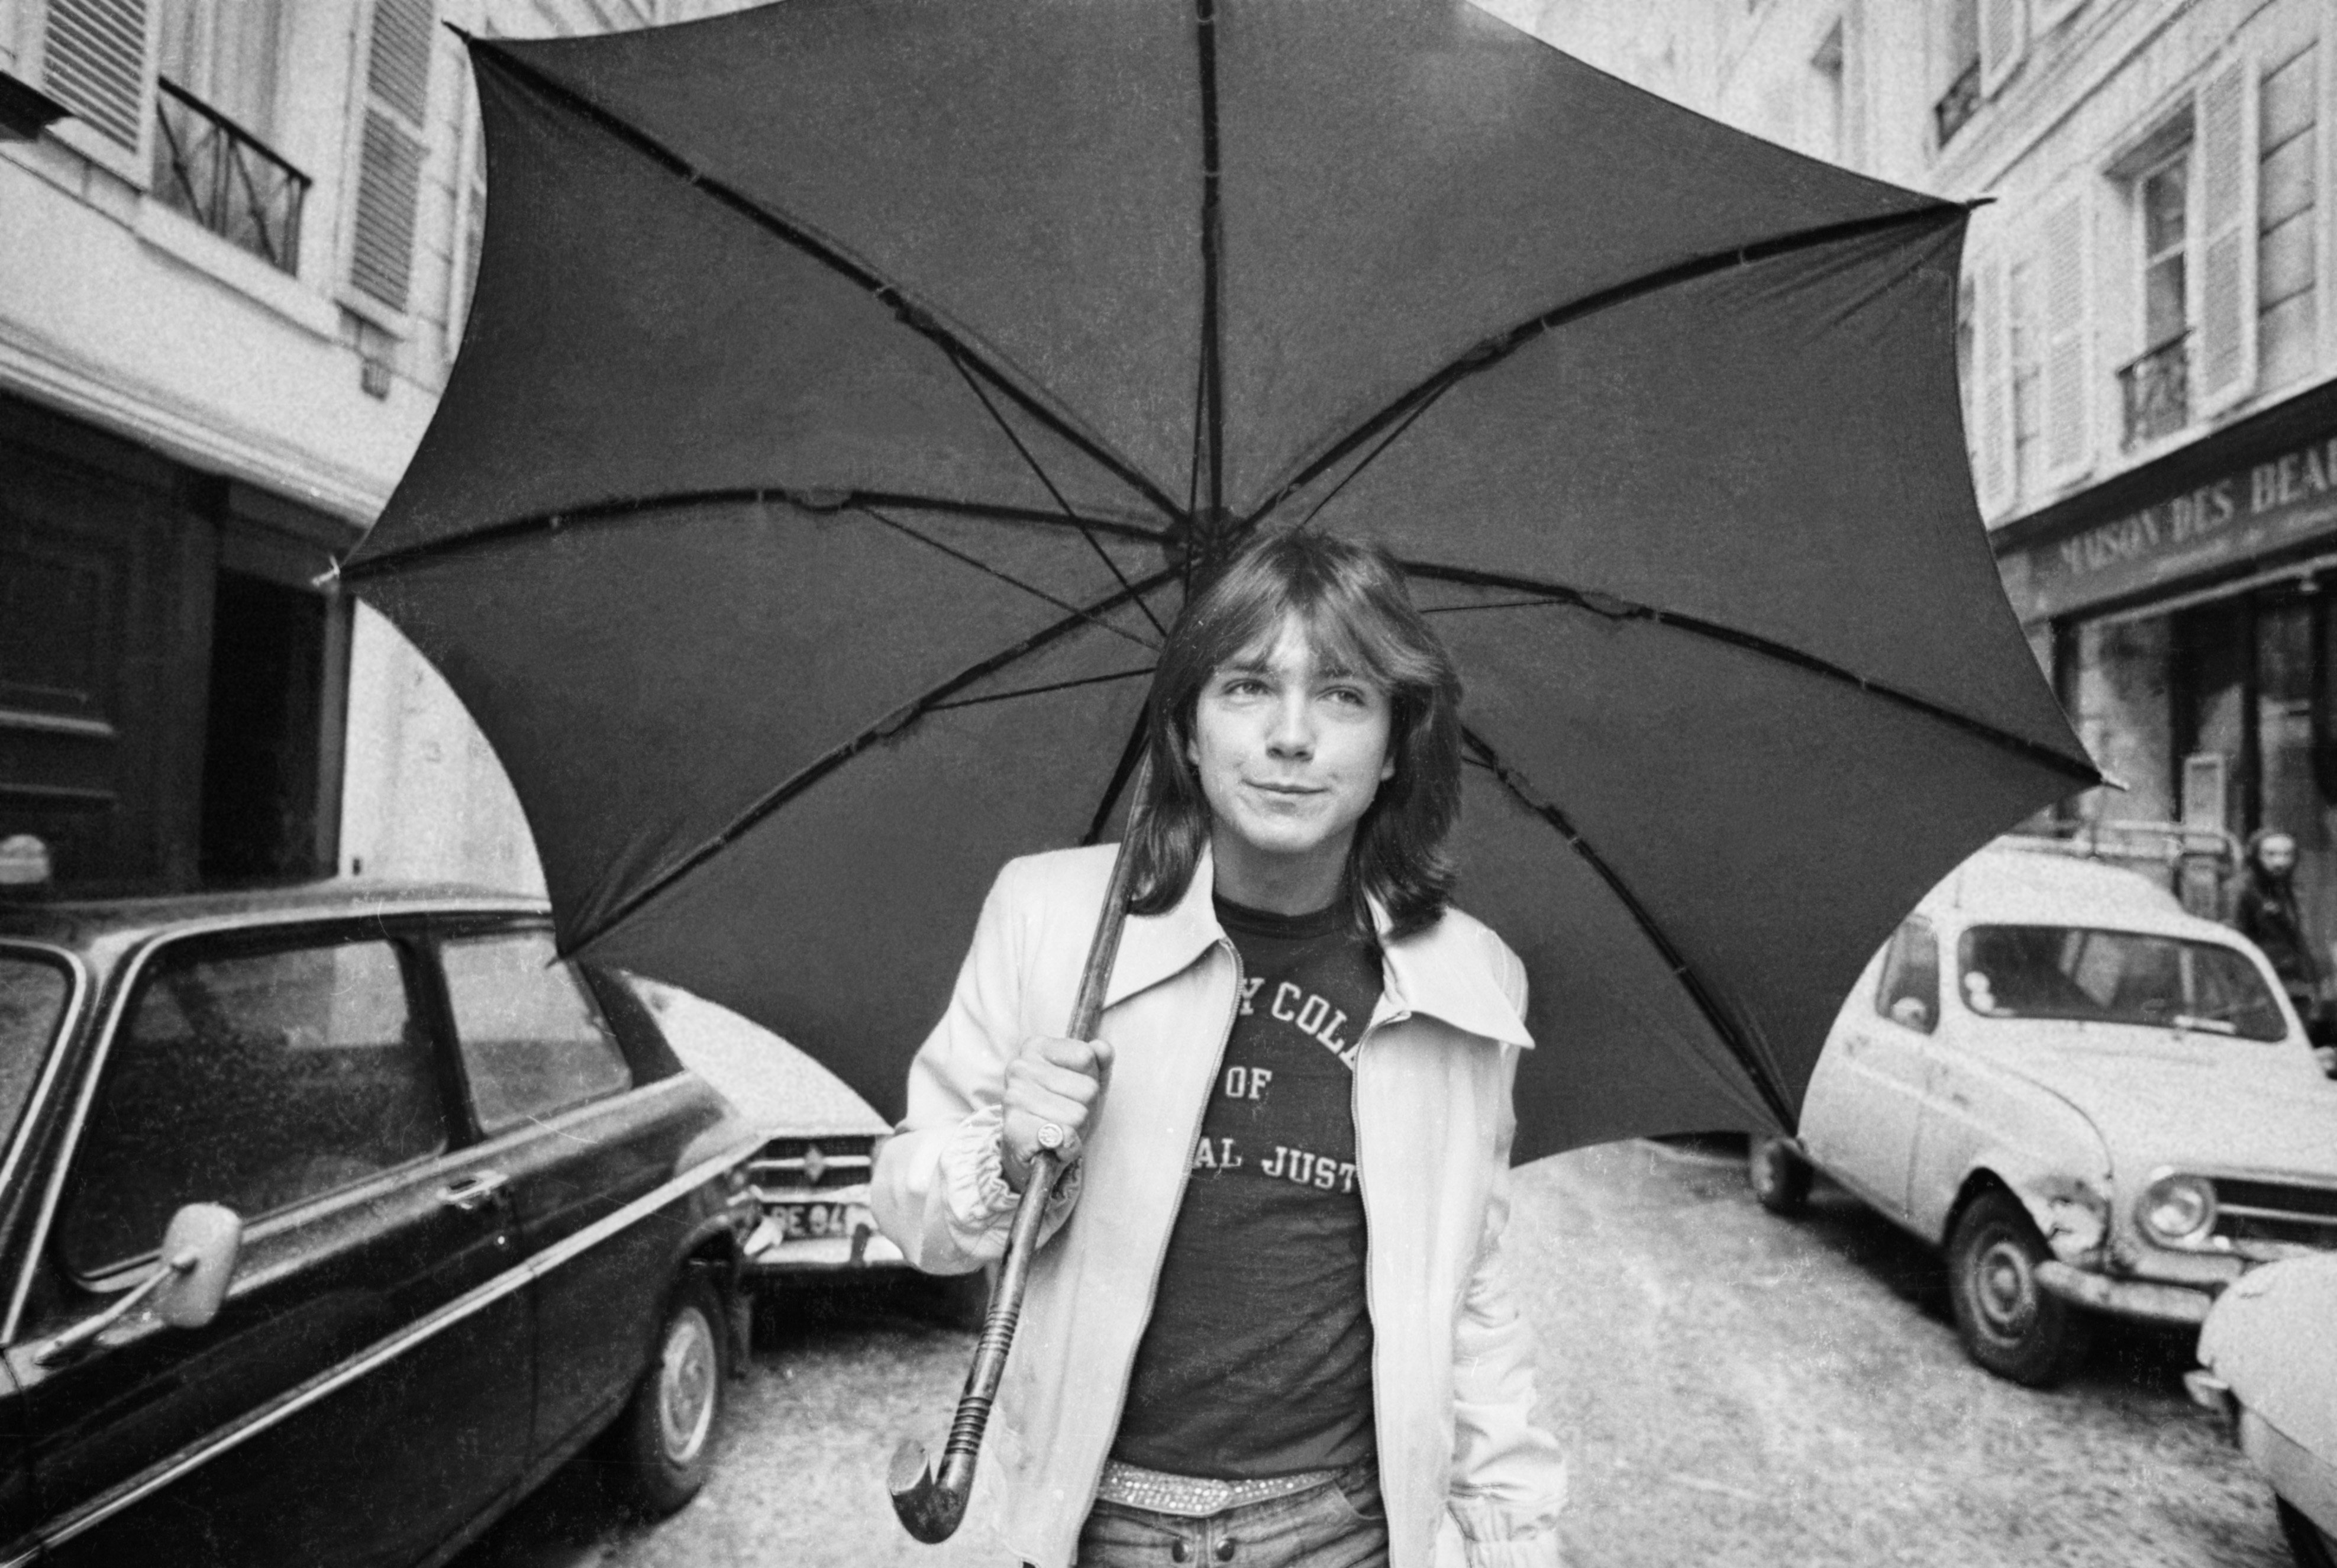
[777,1201,870,1240]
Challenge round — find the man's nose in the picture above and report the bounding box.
[1265,694,1313,757]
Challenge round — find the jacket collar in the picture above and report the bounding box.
[1105,845,1532,1049]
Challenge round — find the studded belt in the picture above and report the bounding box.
[1094,1459,1342,1518]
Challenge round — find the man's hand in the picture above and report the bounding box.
[1000,1034,1113,1192]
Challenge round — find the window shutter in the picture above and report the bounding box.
[1971,250,2014,514]
[39,0,150,151]
[2032,0,2084,33]
[1978,0,2026,97]
[348,0,437,314]
[2194,54,2259,415]
[2039,193,2091,484]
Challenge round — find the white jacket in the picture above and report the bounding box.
[871,843,1568,1568]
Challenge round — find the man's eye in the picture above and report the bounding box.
[1222,677,1267,696]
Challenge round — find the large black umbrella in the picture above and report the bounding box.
[345,0,2095,1164]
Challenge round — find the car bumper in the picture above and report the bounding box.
[2035,1260,2213,1325]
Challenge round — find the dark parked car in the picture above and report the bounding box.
[0,883,763,1566]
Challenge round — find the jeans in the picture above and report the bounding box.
[1066,1461,1387,1568]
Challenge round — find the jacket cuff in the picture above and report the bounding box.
[935,1106,1085,1252]
[938,1105,1021,1242]
[1451,1496,1565,1568]
[1456,1529,1563,1568]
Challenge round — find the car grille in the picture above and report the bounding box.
[2212,1177,2337,1253]
[751,1137,874,1199]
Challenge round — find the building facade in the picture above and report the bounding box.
[3,0,745,897]
[1536,0,2337,938]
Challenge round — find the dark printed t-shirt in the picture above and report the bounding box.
[1111,895,1384,1479]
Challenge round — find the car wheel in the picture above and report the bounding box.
[1947,1190,2091,1387]
[1748,1137,1811,1217]
[610,1274,728,1515]
[2280,1499,2337,1568]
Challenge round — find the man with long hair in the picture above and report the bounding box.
[874,531,1568,1568]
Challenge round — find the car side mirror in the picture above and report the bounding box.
[1888,995,1935,1033]
[33,1203,241,1365]
[152,1203,241,1328]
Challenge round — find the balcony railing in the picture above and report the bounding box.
[2118,334,2191,451]
[151,79,309,275]
[1933,60,1981,147]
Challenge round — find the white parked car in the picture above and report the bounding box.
[1751,840,2337,1386]
[2190,1252,2337,1568]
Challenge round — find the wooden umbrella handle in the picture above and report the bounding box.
[889,760,1150,1542]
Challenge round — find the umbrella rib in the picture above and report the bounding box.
[857,503,1160,653]
[464,38,1187,528]
[340,488,1167,580]
[1194,0,1226,521]
[1460,725,1796,1133]
[1404,560,2097,785]
[566,563,1184,956]
[929,666,1157,714]
[1084,709,1155,848]
[1244,202,1967,529]
[939,350,1170,640]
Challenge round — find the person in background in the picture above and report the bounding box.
[2233,830,2336,1076]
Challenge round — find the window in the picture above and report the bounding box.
[1935,0,1981,145]
[1874,919,1940,1033]
[148,0,305,271]
[443,933,631,1134]
[2113,56,2261,449]
[2141,151,2190,351]
[2006,257,2042,497]
[0,953,70,1145]
[59,938,444,1276]
[1957,925,2286,1040]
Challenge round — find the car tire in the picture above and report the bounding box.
[2280,1499,2337,1568]
[1947,1190,2091,1387]
[609,1274,728,1516]
[1748,1137,1811,1216]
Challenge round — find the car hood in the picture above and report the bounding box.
[2201,1253,2337,1459]
[1972,1030,2337,1178]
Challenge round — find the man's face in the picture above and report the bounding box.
[2262,835,2299,875]
[1186,615,1395,873]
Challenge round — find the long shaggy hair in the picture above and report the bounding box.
[1124,530,1464,941]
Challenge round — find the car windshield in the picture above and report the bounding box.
[0,950,72,1143]
[1957,925,2288,1040]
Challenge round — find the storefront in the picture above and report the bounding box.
[1998,378,2337,947]
[1,393,357,894]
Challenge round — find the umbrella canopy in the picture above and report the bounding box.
[346,0,2096,1162]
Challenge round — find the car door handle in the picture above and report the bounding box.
[437,1172,508,1213]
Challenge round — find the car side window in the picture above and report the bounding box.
[443,933,632,1134]
[59,938,444,1277]
[1874,918,1940,1034]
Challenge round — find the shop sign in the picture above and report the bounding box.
[2008,430,2337,620]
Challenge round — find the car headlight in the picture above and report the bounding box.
[2138,1172,2218,1246]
